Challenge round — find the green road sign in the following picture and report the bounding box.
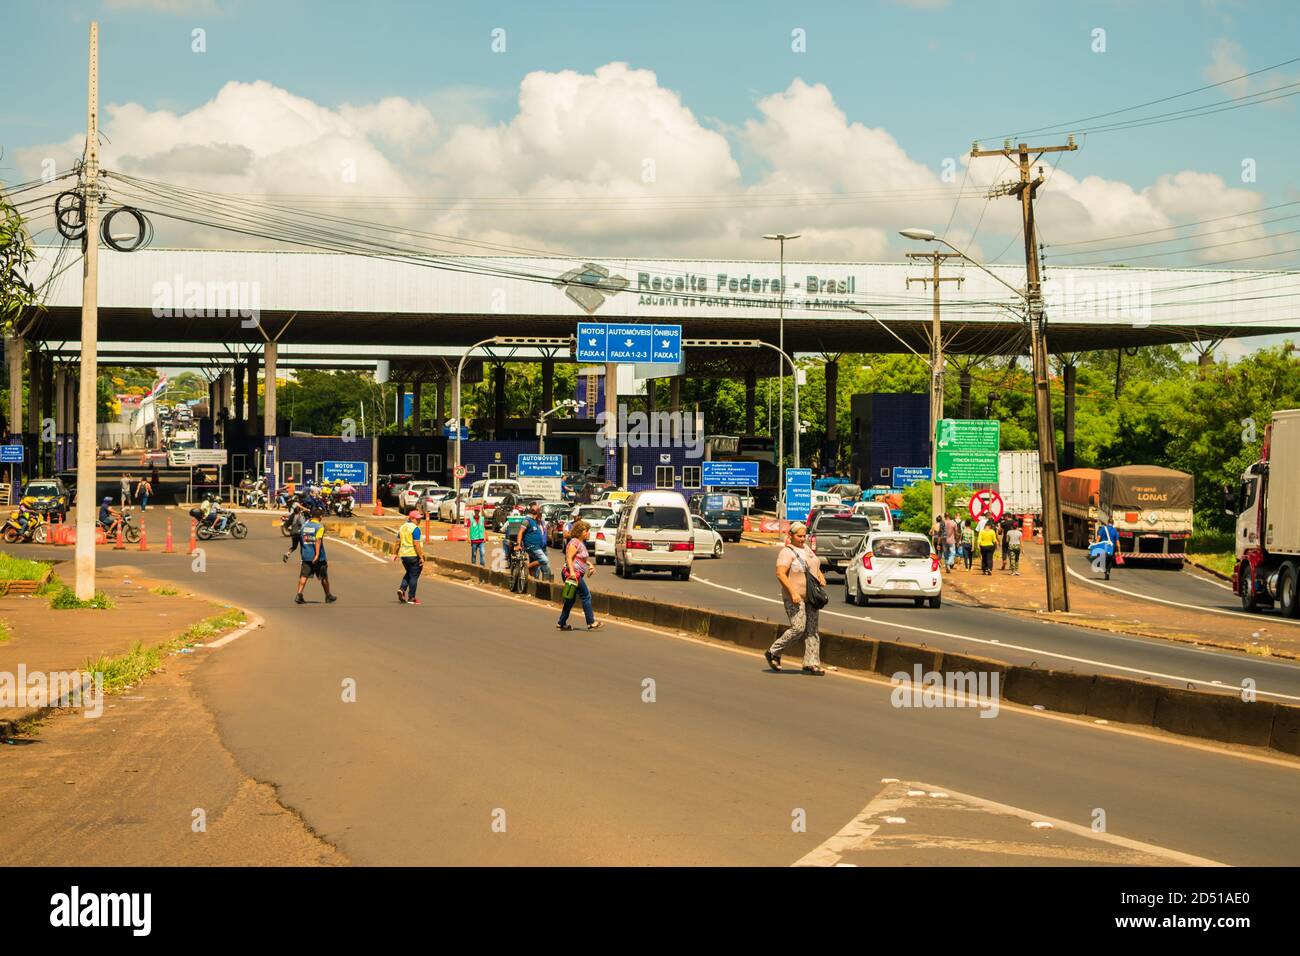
[934,418,1000,483]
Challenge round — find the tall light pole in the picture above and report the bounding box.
[763,233,799,506]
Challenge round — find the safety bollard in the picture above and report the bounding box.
[188,519,198,555]
[164,517,175,553]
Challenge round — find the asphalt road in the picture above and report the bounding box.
[21,527,1300,865]
[523,538,1300,704]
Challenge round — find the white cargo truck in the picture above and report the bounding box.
[1233,408,1300,616]
[997,450,1041,515]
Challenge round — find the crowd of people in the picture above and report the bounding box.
[932,512,1025,576]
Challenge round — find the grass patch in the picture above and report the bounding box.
[150,585,180,596]
[0,618,9,643]
[47,582,115,610]
[0,552,51,582]
[1188,551,1236,577]
[83,607,247,695]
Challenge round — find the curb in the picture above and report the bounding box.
[1185,556,1233,582]
[344,532,1300,758]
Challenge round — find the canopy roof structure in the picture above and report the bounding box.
[23,247,1299,368]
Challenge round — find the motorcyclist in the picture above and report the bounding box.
[335,481,355,515]
[98,496,122,537]
[11,498,40,536]
[199,493,221,530]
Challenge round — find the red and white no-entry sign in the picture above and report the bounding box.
[968,489,1004,523]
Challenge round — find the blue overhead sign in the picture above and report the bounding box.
[0,444,23,463]
[784,467,812,522]
[701,460,759,487]
[320,460,367,484]
[516,454,563,478]
[574,323,681,364]
[576,322,608,363]
[892,466,932,487]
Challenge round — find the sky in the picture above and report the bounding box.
[4,0,1299,355]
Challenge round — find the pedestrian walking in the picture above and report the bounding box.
[295,507,337,604]
[282,501,306,563]
[960,520,974,570]
[999,515,1015,570]
[766,522,827,676]
[396,510,425,605]
[1006,523,1023,575]
[977,522,997,575]
[150,464,160,488]
[1091,519,1120,579]
[556,519,602,631]
[120,473,132,507]
[468,508,486,566]
[134,476,152,511]
[942,512,958,571]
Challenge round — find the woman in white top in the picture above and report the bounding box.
[766,522,827,675]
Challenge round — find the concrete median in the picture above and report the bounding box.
[410,549,1300,756]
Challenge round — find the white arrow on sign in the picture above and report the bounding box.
[661,339,671,348]
[588,338,597,346]
[624,339,634,347]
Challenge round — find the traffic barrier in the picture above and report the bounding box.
[188,519,198,555]
[411,550,1300,755]
[164,517,175,553]
[448,524,468,542]
[1153,685,1276,747]
[138,520,148,551]
[95,527,107,545]
[1003,666,1094,715]
[742,515,753,532]
[113,527,126,550]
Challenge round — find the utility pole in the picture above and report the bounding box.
[75,22,101,600]
[970,137,1077,612]
[906,251,962,524]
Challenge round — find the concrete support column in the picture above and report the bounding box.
[1198,349,1215,369]
[27,341,41,438]
[492,364,506,437]
[55,367,69,435]
[395,381,406,432]
[669,375,682,441]
[234,362,245,423]
[744,369,756,435]
[960,367,973,419]
[5,336,23,437]
[411,380,423,436]
[541,358,554,415]
[824,359,839,471]
[1062,361,1077,473]
[263,342,278,439]
[247,353,260,436]
[645,375,656,415]
[435,378,446,425]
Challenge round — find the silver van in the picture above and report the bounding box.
[614,490,695,580]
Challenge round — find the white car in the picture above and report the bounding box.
[690,514,725,559]
[593,514,619,564]
[570,505,615,545]
[843,531,942,608]
[851,500,895,532]
[400,481,452,512]
[438,489,471,522]
[614,490,695,580]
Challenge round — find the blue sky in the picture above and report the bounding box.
[7,0,1298,193]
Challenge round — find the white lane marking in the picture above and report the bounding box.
[797,780,1227,867]
[325,536,390,564]
[1067,564,1300,628]
[690,574,1300,703]
[205,611,265,649]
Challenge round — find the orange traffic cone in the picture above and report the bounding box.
[424,515,431,541]
[373,497,384,517]
[164,517,175,553]
[448,522,468,542]
[95,526,106,545]
[742,515,753,532]
[138,520,148,551]
[188,519,198,555]
[114,526,126,550]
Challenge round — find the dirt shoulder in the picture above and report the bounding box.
[0,556,348,866]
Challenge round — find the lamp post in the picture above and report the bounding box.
[538,399,584,454]
[762,233,800,507]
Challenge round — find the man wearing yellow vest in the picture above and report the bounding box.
[396,510,426,605]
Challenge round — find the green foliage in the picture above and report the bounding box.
[48,583,114,610]
[1,194,38,332]
[0,552,52,581]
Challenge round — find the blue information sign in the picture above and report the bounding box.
[574,322,681,364]
[516,454,563,478]
[320,460,368,484]
[784,467,812,522]
[892,466,932,487]
[576,322,608,363]
[701,460,759,487]
[443,421,469,440]
[0,444,23,463]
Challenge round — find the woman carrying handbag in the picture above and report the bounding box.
[766,521,828,675]
[556,519,604,632]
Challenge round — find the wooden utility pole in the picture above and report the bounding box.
[970,137,1076,612]
[906,252,962,523]
[75,22,101,600]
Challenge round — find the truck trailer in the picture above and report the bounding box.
[1058,468,1101,548]
[1233,409,1300,616]
[1058,465,1194,561]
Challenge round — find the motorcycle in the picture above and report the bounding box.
[2,509,47,544]
[246,489,269,509]
[98,509,142,544]
[331,496,355,518]
[196,508,249,541]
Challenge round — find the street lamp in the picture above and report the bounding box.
[538,399,584,454]
[763,233,800,507]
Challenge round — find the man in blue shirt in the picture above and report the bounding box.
[295,507,338,604]
[514,501,552,579]
[1090,519,1120,580]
